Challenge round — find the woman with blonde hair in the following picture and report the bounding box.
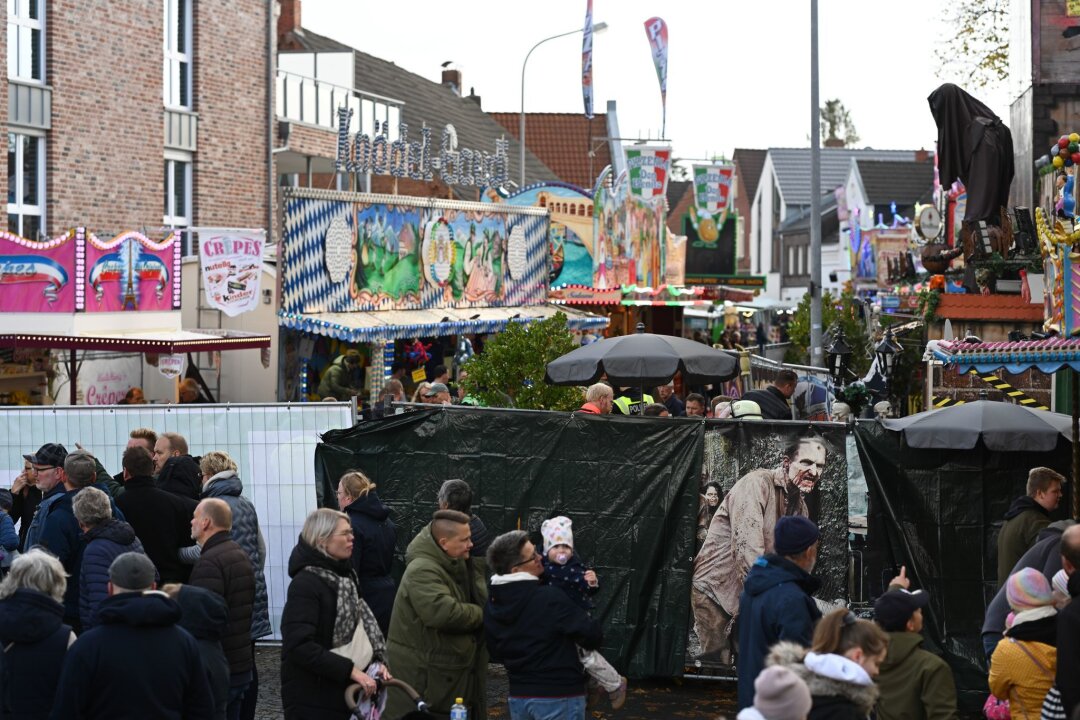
[411,381,431,403]
[0,549,76,719]
[337,470,397,635]
[280,508,391,719]
[769,608,888,719]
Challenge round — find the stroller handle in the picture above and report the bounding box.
[345,677,430,713]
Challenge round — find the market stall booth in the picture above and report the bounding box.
[277,188,608,402]
[0,228,270,404]
[491,157,757,338]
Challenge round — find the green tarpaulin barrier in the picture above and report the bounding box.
[316,407,703,677]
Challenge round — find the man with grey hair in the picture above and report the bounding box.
[656,382,685,416]
[438,478,491,560]
[579,383,613,415]
[51,552,214,719]
[72,486,147,630]
[23,442,70,550]
[484,530,604,719]
[39,449,101,630]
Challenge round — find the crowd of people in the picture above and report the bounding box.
[0,432,626,720]
[576,370,800,421]
[728,465,1080,720]
[3,419,1080,720]
[280,475,627,720]
[0,431,268,720]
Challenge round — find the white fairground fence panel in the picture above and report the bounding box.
[0,402,355,640]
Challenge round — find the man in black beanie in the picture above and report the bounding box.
[736,515,823,710]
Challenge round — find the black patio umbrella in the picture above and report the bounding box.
[544,323,739,387]
[880,399,1072,452]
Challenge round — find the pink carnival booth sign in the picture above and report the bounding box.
[0,228,181,313]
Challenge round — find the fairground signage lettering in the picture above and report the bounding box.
[335,107,509,188]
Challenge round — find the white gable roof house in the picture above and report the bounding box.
[749,147,920,300]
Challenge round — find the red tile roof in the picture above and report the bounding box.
[667,182,693,233]
[489,112,611,190]
[935,293,1044,322]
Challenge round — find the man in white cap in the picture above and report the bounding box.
[51,552,213,719]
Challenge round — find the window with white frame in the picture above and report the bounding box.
[163,0,192,108]
[7,132,44,239]
[7,0,44,82]
[164,156,192,252]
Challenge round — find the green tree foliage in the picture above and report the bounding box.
[461,312,584,411]
[936,0,1008,89]
[820,99,860,147]
[784,289,870,378]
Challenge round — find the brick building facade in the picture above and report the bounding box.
[5,0,271,242]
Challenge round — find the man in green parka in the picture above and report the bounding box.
[385,509,488,719]
[317,349,362,400]
[997,467,1064,587]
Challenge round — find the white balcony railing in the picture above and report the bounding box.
[275,69,403,141]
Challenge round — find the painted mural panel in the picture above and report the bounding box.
[494,169,669,292]
[83,231,181,313]
[0,230,76,312]
[280,190,548,315]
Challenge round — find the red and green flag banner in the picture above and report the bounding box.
[582,0,595,119]
[643,17,668,136]
[690,164,735,238]
[626,145,672,201]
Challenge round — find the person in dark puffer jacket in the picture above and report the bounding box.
[164,582,231,720]
[51,552,214,720]
[189,498,255,720]
[73,486,149,630]
[337,470,397,636]
[0,549,76,720]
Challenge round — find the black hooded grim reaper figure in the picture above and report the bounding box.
[928,83,1014,229]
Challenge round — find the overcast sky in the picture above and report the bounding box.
[300,0,1013,162]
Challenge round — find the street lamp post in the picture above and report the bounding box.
[875,326,901,403]
[826,327,851,387]
[519,22,608,187]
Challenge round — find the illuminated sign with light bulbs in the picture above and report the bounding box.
[335,107,509,189]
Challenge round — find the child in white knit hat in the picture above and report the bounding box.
[540,515,627,710]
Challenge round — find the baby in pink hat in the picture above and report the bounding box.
[541,516,627,709]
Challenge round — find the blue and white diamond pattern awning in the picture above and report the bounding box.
[278,304,608,344]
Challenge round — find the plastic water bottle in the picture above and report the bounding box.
[450,697,467,720]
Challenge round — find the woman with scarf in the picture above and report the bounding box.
[989,568,1057,719]
[280,508,391,720]
[768,608,888,719]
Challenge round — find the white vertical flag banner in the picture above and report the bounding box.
[198,229,266,317]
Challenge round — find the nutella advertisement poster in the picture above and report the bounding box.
[198,230,265,317]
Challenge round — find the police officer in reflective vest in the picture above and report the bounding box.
[613,388,654,415]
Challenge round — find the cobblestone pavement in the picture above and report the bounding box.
[256,643,738,719]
